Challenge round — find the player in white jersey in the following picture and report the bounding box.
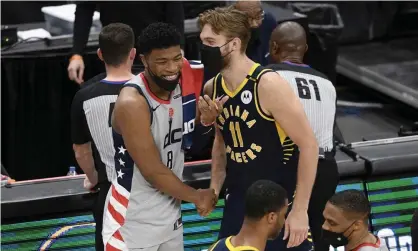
[322,190,389,251]
[102,22,216,251]
[71,23,136,251]
[268,21,339,251]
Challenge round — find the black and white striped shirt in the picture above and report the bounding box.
[268,62,337,151]
[71,79,128,183]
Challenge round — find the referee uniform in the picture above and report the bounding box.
[71,77,128,251]
[268,62,339,251]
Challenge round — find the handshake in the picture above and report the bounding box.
[194,188,218,217]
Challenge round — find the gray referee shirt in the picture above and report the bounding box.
[71,79,129,184]
[268,62,337,152]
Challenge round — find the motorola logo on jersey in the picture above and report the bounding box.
[241,90,253,105]
[218,104,262,163]
[164,108,182,149]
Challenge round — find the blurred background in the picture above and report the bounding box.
[1,1,417,251]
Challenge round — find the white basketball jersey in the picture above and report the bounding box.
[102,73,184,250]
[355,237,389,251]
[273,63,336,151]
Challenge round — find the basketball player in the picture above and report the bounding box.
[198,7,319,250]
[322,190,389,251]
[268,21,339,251]
[209,180,289,251]
[102,22,216,251]
[71,23,136,251]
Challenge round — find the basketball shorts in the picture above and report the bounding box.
[129,228,183,251]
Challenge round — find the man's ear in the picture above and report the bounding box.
[272,41,279,54]
[232,37,241,52]
[129,48,136,61]
[97,48,104,61]
[267,212,278,224]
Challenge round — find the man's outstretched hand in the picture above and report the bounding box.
[283,209,309,248]
[198,95,229,126]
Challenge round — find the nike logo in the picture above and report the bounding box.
[151,105,161,111]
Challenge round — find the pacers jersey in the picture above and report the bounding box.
[213,63,299,195]
[102,73,184,250]
[209,237,259,251]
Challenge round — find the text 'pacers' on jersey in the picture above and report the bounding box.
[213,63,299,195]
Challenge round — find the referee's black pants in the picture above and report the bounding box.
[92,181,111,251]
[308,156,339,251]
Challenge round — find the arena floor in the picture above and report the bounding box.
[2,176,416,251]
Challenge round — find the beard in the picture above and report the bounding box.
[268,223,284,240]
[221,53,232,70]
[221,44,233,70]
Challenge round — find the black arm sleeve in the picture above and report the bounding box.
[164,1,185,48]
[71,90,92,144]
[72,2,96,56]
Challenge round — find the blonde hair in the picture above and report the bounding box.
[198,6,251,53]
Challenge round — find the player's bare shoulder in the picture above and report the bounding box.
[258,71,288,90]
[112,86,150,133]
[257,71,298,113]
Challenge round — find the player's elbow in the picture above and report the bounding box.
[298,135,318,153]
[138,163,166,187]
[73,143,92,159]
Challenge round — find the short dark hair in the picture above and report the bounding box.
[329,190,371,219]
[137,22,182,56]
[245,180,288,220]
[99,23,134,66]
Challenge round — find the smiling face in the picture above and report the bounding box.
[141,46,183,81]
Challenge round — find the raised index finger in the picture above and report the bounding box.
[203,95,218,110]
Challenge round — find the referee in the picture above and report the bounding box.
[71,23,135,251]
[268,21,339,251]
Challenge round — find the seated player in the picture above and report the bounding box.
[209,180,289,251]
[322,190,389,251]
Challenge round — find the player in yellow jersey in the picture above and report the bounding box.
[208,180,289,251]
[197,6,318,250]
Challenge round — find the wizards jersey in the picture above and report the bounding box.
[103,73,184,250]
[213,63,299,195]
[209,237,259,251]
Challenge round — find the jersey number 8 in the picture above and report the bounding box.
[166,150,173,170]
